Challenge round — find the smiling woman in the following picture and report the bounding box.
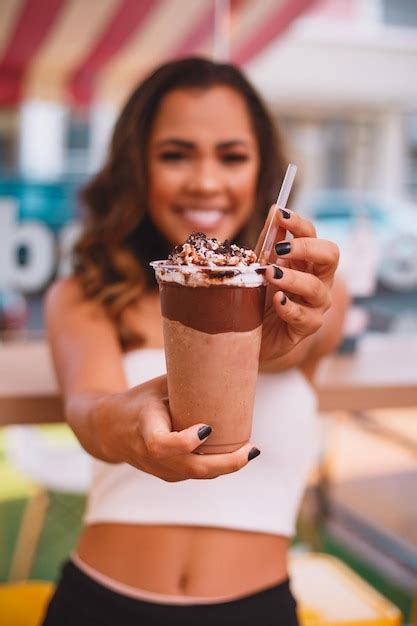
[42,57,345,626]
[147,86,260,244]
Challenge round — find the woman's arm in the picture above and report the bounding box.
[299,275,349,379]
[260,275,349,374]
[45,277,128,461]
[45,278,259,480]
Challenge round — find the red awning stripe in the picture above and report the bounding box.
[0,0,316,107]
[232,0,317,65]
[69,0,158,105]
[0,0,64,104]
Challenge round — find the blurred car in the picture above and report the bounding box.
[304,190,417,294]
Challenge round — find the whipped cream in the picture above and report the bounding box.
[151,233,264,287]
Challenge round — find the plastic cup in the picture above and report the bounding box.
[151,262,266,453]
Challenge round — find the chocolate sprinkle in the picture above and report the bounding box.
[168,232,257,266]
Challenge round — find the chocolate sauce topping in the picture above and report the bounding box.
[160,283,266,334]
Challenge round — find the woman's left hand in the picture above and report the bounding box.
[260,207,340,365]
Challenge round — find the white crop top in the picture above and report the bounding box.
[84,349,320,537]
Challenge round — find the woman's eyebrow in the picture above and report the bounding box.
[217,140,251,149]
[155,139,194,149]
[155,138,252,149]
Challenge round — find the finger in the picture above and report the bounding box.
[275,238,339,274]
[272,292,323,336]
[135,455,184,483]
[265,265,331,308]
[182,443,261,480]
[275,208,317,238]
[143,422,214,460]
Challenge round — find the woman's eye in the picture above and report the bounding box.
[222,153,249,163]
[159,151,186,161]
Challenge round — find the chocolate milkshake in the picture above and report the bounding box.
[152,233,266,454]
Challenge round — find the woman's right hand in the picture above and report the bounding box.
[91,375,259,482]
[46,279,259,482]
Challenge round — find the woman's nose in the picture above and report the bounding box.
[185,159,224,195]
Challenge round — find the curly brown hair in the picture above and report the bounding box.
[74,57,290,344]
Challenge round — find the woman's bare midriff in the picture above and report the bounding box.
[76,524,289,598]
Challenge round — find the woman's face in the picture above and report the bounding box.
[147,86,260,245]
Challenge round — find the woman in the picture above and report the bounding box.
[42,57,346,625]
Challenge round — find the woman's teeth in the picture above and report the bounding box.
[182,210,224,228]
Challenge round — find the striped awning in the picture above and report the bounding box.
[0,0,316,108]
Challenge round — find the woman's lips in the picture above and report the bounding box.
[180,209,228,229]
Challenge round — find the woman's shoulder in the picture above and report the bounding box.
[44,276,106,322]
[44,276,86,316]
[44,276,122,356]
[46,275,83,303]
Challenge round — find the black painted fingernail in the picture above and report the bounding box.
[281,293,287,305]
[273,265,283,279]
[198,425,212,440]
[275,241,291,255]
[248,447,261,461]
[280,208,291,219]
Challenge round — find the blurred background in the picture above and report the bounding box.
[0,1,416,624]
[1,0,417,333]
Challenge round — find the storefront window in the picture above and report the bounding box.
[406,113,417,201]
[0,110,18,174]
[66,114,90,175]
[382,0,417,28]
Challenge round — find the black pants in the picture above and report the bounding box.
[42,560,299,626]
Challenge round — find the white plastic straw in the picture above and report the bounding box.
[276,163,297,209]
[255,163,297,265]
